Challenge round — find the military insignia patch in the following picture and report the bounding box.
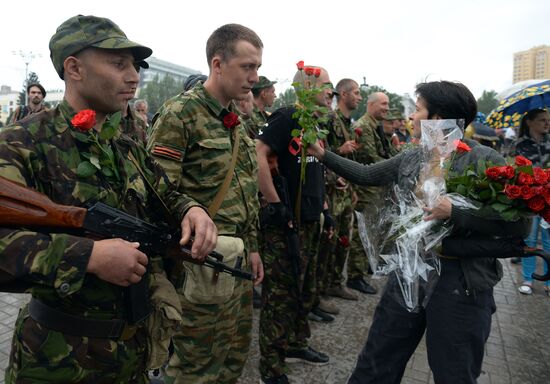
[151,144,183,162]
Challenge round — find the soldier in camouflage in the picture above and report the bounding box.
[256,66,333,384]
[0,15,217,384]
[381,110,402,156]
[147,24,264,384]
[250,76,277,137]
[236,91,258,139]
[320,79,363,302]
[346,92,392,296]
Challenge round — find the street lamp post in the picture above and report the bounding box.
[360,76,369,92]
[12,50,41,107]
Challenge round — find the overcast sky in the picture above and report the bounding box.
[1,0,548,100]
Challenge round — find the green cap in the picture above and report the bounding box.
[49,15,153,79]
[252,76,277,90]
[385,108,404,121]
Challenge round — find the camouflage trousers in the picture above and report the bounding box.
[6,305,148,384]
[164,276,253,384]
[317,203,354,294]
[259,221,320,379]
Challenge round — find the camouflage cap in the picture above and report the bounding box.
[183,74,208,91]
[252,76,277,90]
[385,108,404,120]
[49,15,153,79]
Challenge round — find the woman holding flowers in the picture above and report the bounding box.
[513,108,550,295]
[308,81,530,384]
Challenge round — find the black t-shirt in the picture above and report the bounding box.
[258,107,325,222]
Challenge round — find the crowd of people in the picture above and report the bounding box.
[0,13,547,384]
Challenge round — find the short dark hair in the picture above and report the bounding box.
[206,24,263,68]
[335,78,357,102]
[415,81,477,127]
[519,108,548,138]
[27,83,46,97]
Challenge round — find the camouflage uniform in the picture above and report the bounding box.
[123,105,148,144]
[147,82,259,384]
[257,106,325,379]
[348,112,388,280]
[1,101,198,384]
[318,110,355,292]
[249,105,269,138]
[259,222,320,378]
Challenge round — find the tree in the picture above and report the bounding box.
[138,74,184,115]
[351,85,403,121]
[18,72,40,106]
[477,90,499,115]
[270,88,297,112]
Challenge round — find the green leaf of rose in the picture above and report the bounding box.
[77,161,97,177]
[101,167,114,177]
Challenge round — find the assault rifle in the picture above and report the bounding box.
[259,171,302,297]
[0,176,254,323]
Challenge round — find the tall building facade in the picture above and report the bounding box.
[513,45,550,83]
[139,56,201,88]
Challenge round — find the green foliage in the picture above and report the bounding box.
[351,85,403,121]
[18,72,40,106]
[138,74,185,115]
[74,112,122,180]
[476,90,499,115]
[270,88,297,111]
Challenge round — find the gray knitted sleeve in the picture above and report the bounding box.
[322,150,402,186]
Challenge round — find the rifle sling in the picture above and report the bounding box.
[207,128,240,217]
[127,151,176,226]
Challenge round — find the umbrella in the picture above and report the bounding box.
[471,121,498,142]
[486,79,550,129]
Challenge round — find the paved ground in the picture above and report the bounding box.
[0,259,548,384]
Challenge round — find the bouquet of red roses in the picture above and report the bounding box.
[446,155,550,222]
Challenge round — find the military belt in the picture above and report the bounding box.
[29,298,138,340]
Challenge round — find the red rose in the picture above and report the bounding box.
[521,185,536,200]
[71,109,96,132]
[222,112,240,129]
[517,172,535,186]
[454,140,471,153]
[531,186,544,196]
[485,167,501,180]
[313,68,321,77]
[527,196,546,212]
[296,60,305,70]
[533,167,548,185]
[504,184,522,199]
[500,165,515,180]
[339,235,350,248]
[304,66,315,76]
[515,155,532,166]
[354,127,362,138]
[543,187,550,204]
[542,207,550,223]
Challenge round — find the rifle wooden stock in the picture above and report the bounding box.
[0,176,87,229]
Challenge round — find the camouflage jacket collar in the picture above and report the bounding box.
[55,100,77,134]
[363,112,379,127]
[193,82,238,121]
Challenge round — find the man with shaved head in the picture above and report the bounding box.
[256,65,333,384]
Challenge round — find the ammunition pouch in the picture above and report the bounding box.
[181,235,244,304]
